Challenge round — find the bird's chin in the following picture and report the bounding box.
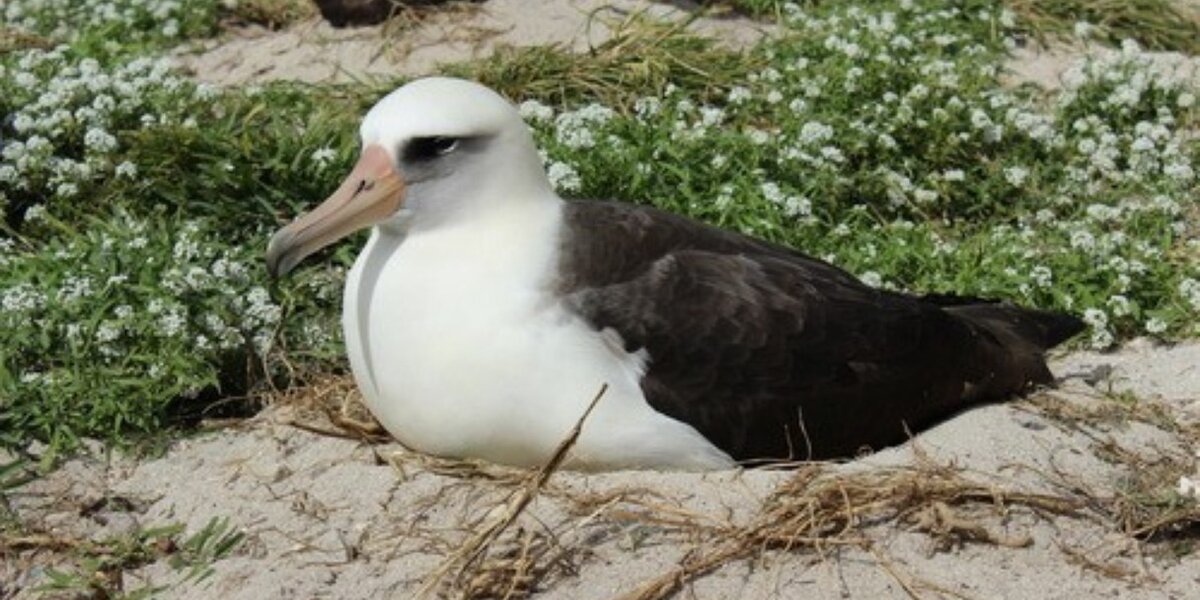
[376,208,415,236]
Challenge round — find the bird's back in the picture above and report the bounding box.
[557,201,1084,461]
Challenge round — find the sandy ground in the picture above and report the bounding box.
[5,3,1200,599]
[1003,43,1200,91]
[172,0,775,86]
[5,342,1199,599]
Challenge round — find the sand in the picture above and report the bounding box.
[171,0,776,86]
[6,342,1199,598]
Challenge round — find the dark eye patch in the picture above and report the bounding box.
[402,136,460,163]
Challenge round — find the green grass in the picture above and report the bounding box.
[0,0,1198,455]
[35,517,244,598]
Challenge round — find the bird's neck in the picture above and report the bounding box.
[375,192,565,282]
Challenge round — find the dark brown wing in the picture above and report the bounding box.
[557,201,1082,462]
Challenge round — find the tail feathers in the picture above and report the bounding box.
[939,302,1083,394]
[925,295,1085,350]
[945,302,1084,350]
[1018,307,1087,349]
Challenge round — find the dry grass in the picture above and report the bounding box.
[1092,439,1199,543]
[414,385,607,599]
[265,372,390,443]
[372,451,1092,599]
[1020,389,1200,439]
[1019,390,1199,546]
[222,0,317,29]
[446,11,762,110]
[615,456,1082,600]
[261,377,1199,598]
[0,26,55,53]
[1006,0,1200,53]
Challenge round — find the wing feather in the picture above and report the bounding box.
[558,201,1071,461]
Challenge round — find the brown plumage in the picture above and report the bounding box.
[557,201,1084,462]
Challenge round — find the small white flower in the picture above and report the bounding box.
[311,146,337,168]
[727,86,752,104]
[1089,327,1114,349]
[860,271,883,288]
[782,196,811,218]
[634,97,661,118]
[913,189,937,204]
[12,113,34,133]
[1070,230,1096,252]
[1163,162,1194,183]
[115,161,138,179]
[1031,265,1052,288]
[819,146,844,163]
[195,83,219,101]
[1179,278,1200,310]
[1107,295,1132,317]
[2,284,45,312]
[83,127,118,153]
[555,118,597,149]
[1082,308,1108,328]
[546,161,581,194]
[96,322,121,343]
[760,182,785,205]
[158,309,187,338]
[56,182,79,198]
[798,121,833,145]
[1003,166,1029,187]
[1145,318,1167,334]
[24,205,47,222]
[518,100,554,123]
[699,107,725,127]
[999,9,1016,28]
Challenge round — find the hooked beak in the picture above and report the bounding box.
[266,144,405,278]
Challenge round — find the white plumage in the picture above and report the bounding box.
[270,78,733,470]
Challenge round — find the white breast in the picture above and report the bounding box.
[341,204,733,471]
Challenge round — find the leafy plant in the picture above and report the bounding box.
[34,517,243,598]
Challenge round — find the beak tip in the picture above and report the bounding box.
[265,231,294,279]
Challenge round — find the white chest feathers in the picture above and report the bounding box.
[340,210,733,471]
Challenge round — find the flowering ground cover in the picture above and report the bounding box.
[1,0,1197,457]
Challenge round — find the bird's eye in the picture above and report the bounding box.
[403,136,460,162]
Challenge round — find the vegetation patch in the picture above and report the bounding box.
[1006,0,1200,54]
[1,0,1198,456]
[9,516,244,599]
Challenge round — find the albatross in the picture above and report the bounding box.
[266,77,1083,470]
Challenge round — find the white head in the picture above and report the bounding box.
[266,77,553,277]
